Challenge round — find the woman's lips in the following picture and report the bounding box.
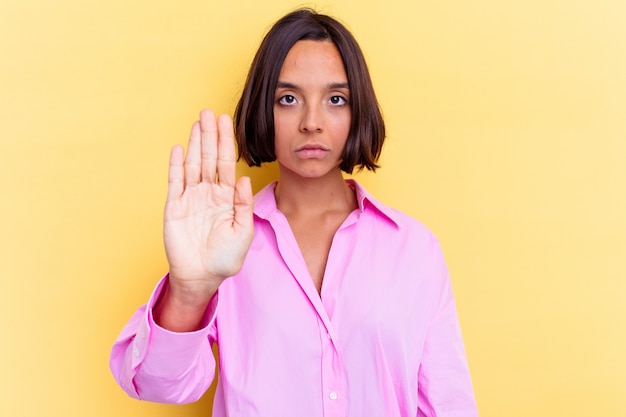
[295,145,329,159]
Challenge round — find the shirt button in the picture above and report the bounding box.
[329,392,338,400]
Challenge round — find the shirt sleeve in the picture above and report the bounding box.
[417,241,479,417]
[109,275,219,404]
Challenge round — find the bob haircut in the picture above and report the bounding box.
[234,8,385,173]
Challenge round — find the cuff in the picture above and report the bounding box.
[130,274,219,376]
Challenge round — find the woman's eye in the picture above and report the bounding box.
[278,95,297,105]
[329,96,347,105]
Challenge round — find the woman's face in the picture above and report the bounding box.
[273,40,351,180]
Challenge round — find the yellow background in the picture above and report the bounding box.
[1,0,624,416]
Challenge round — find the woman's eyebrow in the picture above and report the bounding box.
[328,82,349,89]
[276,81,297,89]
[275,81,349,89]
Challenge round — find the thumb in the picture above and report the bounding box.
[233,176,254,230]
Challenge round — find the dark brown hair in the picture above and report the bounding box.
[234,8,385,173]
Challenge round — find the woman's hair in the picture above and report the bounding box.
[234,8,385,173]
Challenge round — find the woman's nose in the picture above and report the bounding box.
[299,103,324,133]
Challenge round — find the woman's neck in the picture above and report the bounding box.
[274,168,357,218]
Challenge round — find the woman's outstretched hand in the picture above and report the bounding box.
[155,109,254,331]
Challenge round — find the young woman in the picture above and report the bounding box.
[110,9,478,416]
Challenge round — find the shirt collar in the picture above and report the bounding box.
[253,179,401,228]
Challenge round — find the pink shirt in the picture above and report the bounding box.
[110,180,477,416]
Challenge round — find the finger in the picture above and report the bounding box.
[167,144,185,200]
[200,109,218,183]
[216,114,237,188]
[185,121,202,186]
[233,176,254,230]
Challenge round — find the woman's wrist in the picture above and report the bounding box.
[152,275,218,332]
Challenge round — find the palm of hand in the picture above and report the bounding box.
[165,181,251,283]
